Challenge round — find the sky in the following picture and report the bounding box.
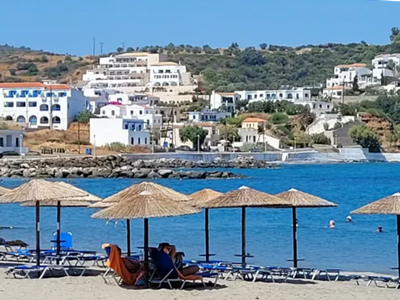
[1,0,399,55]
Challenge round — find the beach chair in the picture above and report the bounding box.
[311,268,341,281]
[149,248,218,289]
[52,232,73,251]
[5,265,49,279]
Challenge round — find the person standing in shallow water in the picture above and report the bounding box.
[329,220,335,228]
[375,226,383,233]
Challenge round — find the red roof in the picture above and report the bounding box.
[0,82,70,90]
[242,118,267,123]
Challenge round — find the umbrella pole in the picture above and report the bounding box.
[292,207,298,268]
[144,218,149,287]
[397,215,400,278]
[127,219,131,256]
[205,208,209,262]
[35,201,40,267]
[242,207,246,268]
[56,201,61,264]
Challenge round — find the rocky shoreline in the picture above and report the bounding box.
[0,155,275,179]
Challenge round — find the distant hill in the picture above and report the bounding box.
[0,44,95,84]
[2,36,400,91]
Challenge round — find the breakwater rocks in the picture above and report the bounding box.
[0,156,258,179]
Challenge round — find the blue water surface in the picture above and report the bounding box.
[1,163,399,274]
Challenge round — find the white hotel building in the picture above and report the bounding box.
[0,82,87,130]
[83,52,192,90]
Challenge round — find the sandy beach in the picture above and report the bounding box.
[0,271,399,300]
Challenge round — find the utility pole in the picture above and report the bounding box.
[77,121,81,154]
[49,88,53,130]
[99,42,104,55]
[342,79,345,104]
[92,37,96,56]
[121,42,125,51]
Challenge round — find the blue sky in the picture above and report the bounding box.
[1,0,398,55]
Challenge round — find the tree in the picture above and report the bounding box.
[126,47,134,52]
[390,27,400,42]
[348,125,381,152]
[116,47,124,53]
[259,43,268,50]
[311,133,331,145]
[352,75,359,92]
[40,55,49,63]
[179,125,208,150]
[242,48,266,65]
[269,113,288,124]
[217,124,239,143]
[76,111,97,123]
[150,128,161,145]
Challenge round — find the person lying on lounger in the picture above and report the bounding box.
[157,242,199,276]
[115,245,143,273]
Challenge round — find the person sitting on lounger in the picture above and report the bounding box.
[157,242,199,276]
[375,225,383,233]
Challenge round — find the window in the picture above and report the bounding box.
[305,93,309,98]
[0,138,3,147]
[125,123,128,129]
[147,120,150,125]
[287,93,293,99]
[259,94,263,98]
[17,116,26,123]
[4,102,13,107]
[29,116,37,125]
[131,137,134,145]
[279,93,283,98]
[52,116,61,124]
[40,116,49,124]
[131,124,135,131]
[327,105,330,109]
[40,104,49,111]
[16,102,26,107]
[139,110,143,115]
[29,102,37,107]
[52,104,61,111]
[138,124,142,131]
[111,110,115,116]
[58,92,67,97]
[145,138,147,144]
[138,138,141,144]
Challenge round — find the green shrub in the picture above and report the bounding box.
[311,133,331,145]
[269,113,288,124]
[105,142,127,152]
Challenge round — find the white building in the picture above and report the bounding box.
[107,93,160,106]
[323,86,351,99]
[372,54,400,81]
[90,118,150,146]
[326,63,373,89]
[0,130,28,154]
[237,87,312,103]
[210,91,239,113]
[0,82,87,130]
[83,52,194,91]
[149,62,192,87]
[188,110,231,123]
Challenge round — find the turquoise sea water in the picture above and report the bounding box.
[0,163,399,274]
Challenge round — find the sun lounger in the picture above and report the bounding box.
[149,248,218,289]
[311,268,341,281]
[52,232,73,251]
[5,263,86,279]
[353,275,400,288]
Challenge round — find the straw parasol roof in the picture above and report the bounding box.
[351,193,400,215]
[0,179,88,204]
[189,189,223,206]
[200,186,291,209]
[92,191,200,220]
[0,185,11,196]
[276,188,338,208]
[20,182,101,207]
[90,181,191,208]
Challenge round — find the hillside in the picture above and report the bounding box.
[1,29,400,90]
[0,45,95,84]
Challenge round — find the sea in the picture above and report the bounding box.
[0,163,399,274]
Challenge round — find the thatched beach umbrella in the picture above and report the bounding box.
[276,188,338,268]
[201,186,291,267]
[351,193,400,277]
[89,181,191,256]
[92,190,200,278]
[0,179,87,266]
[0,185,11,196]
[190,189,223,262]
[21,182,100,257]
